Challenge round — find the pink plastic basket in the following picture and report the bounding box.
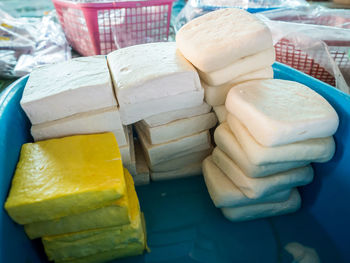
[52,0,176,56]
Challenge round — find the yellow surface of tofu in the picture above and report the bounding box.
[5,133,125,224]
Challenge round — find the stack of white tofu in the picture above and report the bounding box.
[176,8,275,124]
[107,42,217,181]
[20,56,135,171]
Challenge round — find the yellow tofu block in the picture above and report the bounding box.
[5,133,125,225]
[42,169,144,262]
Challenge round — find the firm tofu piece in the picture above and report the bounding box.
[21,56,117,125]
[221,188,301,222]
[107,42,203,124]
[120,126,135,166]
[4,133,125,224]
[226,79,339,146]
[151,162,202,181]
[135,112,217,144]
[202,157,291,208]
[130,140,150,186]
[42,170,144,261]
[203,67,273,106]
[212,147,314,199]
[227,114,336,165]
[213,105,227,124]
[24,168,134,239]
[198,48,275,86]
[214,123,309,177]
[143,102,211,127]
[176,8,273,72]
[136,125,212,166]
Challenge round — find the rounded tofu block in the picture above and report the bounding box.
[20,56,117,125]
[135,112,217,144]
[4,133,126,224]
[143,102,211,127]
[199,48,275,86]
[202,156,291,208]
[227,114,336,165]
[214,123,310,177]
[213,105,227,124]
[212,147,314,199]
[225,79,339,146]
[221,188,301,222]
[176,8,273,72]
[151,162,202,181]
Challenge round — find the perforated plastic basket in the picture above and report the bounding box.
[52,0,176,56]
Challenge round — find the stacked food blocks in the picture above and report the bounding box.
[107,42,217,181]
[4,133,146,262]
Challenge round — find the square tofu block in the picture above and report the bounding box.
[202,157,291,208]
[24,168,135,239]
[151,162,202,181]
[198,48,275,86]
[143,102,211,127]
[212,147,314,199]
[31,106,124,143]
[227,114,336,165]
[135,112,217,144]
[176,8,273,72]
[136,126,211,166]
[21,56,117,125]
[107,42,203,124]
[4,133,125,224]
[213,105,227,124]
[214,123,309,177]
[225,79,339,146]
[221,188,301,222]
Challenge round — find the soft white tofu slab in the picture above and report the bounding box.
[203,156,291,208]
[21,56,117,125]
[143,102,211,127]
[227,114,336,165]
[31,106,124,142]
[176,8,273,72]
[225,79,339,146]
[151,148,212,172]
[135,113,217,144]
[120,126,135,166]
[151,162,202,181]
[199,48,275,86]
[221,188,301,222]
[214,123,309,177]
[213,105,227,124]
[112,126,128,147]
[212,147,314,199]
[136,126,211,166]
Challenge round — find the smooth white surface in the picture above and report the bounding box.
[221,188,301,222]
[225,79,339,146]
[213,105,227,124]
[203,156,291,208]
[112,126,128,147]
[212,147,314,199]
[230,67,273,85]
[176,8,272,72]
[21,56,117,124]
[199,48,275,86]
[151,162,202,181]
[214,123,309,177]
[120,126,134,166]
[227,114,336,165]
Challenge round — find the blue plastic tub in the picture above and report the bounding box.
[1,62,349,263]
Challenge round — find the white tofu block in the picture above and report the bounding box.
[225,79,339,146]
[212,147,314,199]
[119,89,204,125]
[135,113,217,144]
[213,105,227,124]
[131,140,150,186]
[203,156,291,208]
[120,126,135,166]
[227,114,336,165]
[198,48,275,86]
[151,148,212,172]
[21,56,117,124]
[176,8,273,72]
[143,102,211,127]
[30,106,124,142]
[230,67,273,86]
[221,188,301,222]
[136,126,211,166]
[214,123,309,177]
[112,126,128,147]
[151,162,202,181]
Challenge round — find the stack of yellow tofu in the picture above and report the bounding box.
[4,133,145,263]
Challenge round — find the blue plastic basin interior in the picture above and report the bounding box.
[0,62,349,263]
